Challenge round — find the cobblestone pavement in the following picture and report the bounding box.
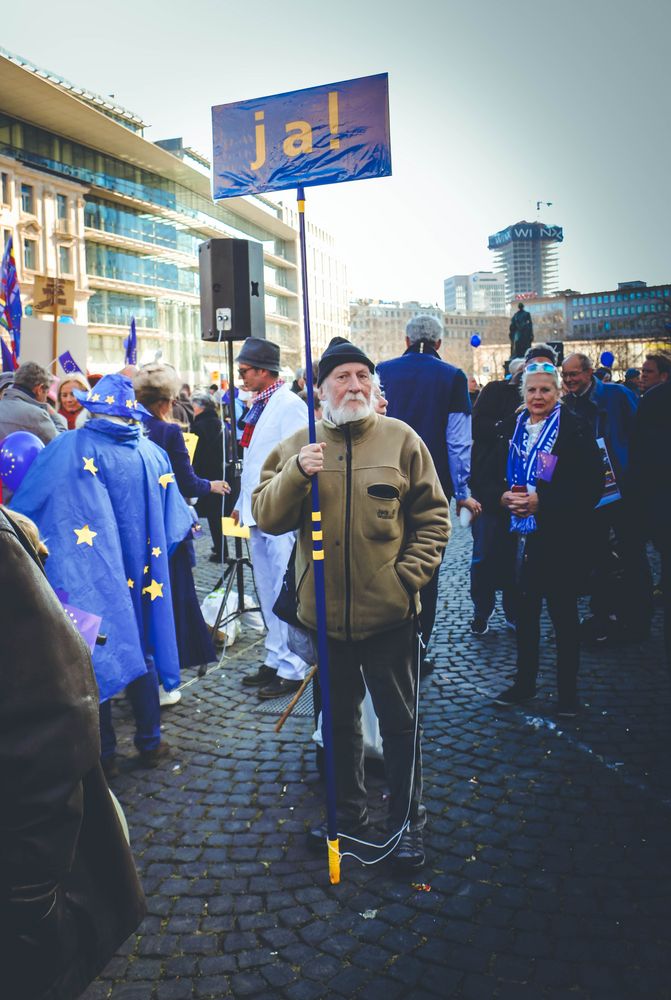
[82,515,671,1000]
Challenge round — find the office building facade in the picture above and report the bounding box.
[567,281,671,340]
[444,271,506,315]
[349,299,444,364]
[0,48,308,379]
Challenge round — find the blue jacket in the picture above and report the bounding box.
[378,345,471,499]
[11,419,193,700]
[565,378,637,491]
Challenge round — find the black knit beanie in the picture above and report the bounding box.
[317,341,375,387]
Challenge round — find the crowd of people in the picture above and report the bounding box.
[1,329,669,999]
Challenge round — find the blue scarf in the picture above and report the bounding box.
[506,404,561,534]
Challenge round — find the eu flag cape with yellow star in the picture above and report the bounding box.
[11,418,193,701]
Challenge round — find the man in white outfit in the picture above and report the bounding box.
[231,338,309,698]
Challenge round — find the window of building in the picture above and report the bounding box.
[56,193,68,221]
[2,228,11,249]
[58,245,72,274]
[21,183,34,214]
[1,171,10,206]
[23,238,37,270]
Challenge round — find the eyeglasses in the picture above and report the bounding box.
[237,367,255,376]
[525,362,557,374]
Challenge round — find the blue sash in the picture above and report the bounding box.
[506,404,561,534]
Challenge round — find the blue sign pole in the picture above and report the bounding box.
[211,74,392,884]
[296,184,340,884]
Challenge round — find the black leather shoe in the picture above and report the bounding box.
[392,828,425,870]
[257,675,303,699]
[241,664,276,687]
[137,742,171,769]
[307,817,369,853]
[420,657,435,678]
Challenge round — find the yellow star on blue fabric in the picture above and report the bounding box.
[82,456,98,475]
[74,524,97,546]
[91,393,101,402]
[151,546,162,558]
[142,579,164,601]
[125,399,135,409]
[105,394,115,405]
[158,472,175,489]
[127,578,134,588]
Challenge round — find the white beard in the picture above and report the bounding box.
[325,393,373,426]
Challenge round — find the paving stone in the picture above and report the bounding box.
[78,524,671,999]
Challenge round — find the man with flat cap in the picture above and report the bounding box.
[253,340,450,869]
[232,337,309,698]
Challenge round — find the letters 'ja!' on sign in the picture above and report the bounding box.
[211,73,391,199]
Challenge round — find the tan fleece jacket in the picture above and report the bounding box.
[252,412,451,641]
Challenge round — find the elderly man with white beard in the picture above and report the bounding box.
[252,341,450,870]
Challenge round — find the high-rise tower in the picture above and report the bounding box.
[488,220,563,301]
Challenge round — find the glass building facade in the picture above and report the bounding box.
[0,108,300,377]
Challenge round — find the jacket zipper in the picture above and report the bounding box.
[344,426,353,641]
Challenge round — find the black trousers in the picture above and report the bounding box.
[324,620,425,833]
[418,549,445,659]
[515,567,580,703]
[589,500,653,634]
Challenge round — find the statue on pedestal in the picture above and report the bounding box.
[509,302,534,359]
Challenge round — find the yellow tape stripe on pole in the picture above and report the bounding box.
[328,839,341,884]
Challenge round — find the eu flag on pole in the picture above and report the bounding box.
[58,350,83,375]
[0,236,22,364]
[1,336,15,372]
[123,316,137,366]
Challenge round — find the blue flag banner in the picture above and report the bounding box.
[58,349,83,375]
[0,236,22,363]
[1,335,15,372]
[212,73,392,199]
[124,316,137,366]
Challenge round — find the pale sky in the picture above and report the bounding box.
[3,0,669,303]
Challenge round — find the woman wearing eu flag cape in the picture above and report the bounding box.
[11,373,193,777]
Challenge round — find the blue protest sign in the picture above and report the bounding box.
[212,73,391,199]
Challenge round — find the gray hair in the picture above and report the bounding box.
[406,315,443,345]
[191,391,216,409]
[14,361,52,392]
[563,352,593,371]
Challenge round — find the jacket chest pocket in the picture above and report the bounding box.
[362,483,402,540]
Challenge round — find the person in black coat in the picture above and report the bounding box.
[191,392,239,561]
[629,380,671,670]
[480,363,604,716]
[0,507,145,1000]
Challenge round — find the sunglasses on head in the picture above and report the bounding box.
[525,362,557,374]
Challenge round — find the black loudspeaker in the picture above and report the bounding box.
[198,238,266,342]
[546,340,564,366]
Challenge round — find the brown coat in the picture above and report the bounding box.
[252,412,451,641]
[0,509,145,1000]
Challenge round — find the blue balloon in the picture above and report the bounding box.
[0,431,45,493]
[470,334,481,348]
[600,350,615,368]
[59,315,74,324]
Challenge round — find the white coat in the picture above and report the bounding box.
[236,385,308,526]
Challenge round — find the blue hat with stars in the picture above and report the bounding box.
[74,373,151,419]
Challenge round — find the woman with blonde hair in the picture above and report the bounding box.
[134,364,230,685]
[57,373,90,430]
[481,362,604,716]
